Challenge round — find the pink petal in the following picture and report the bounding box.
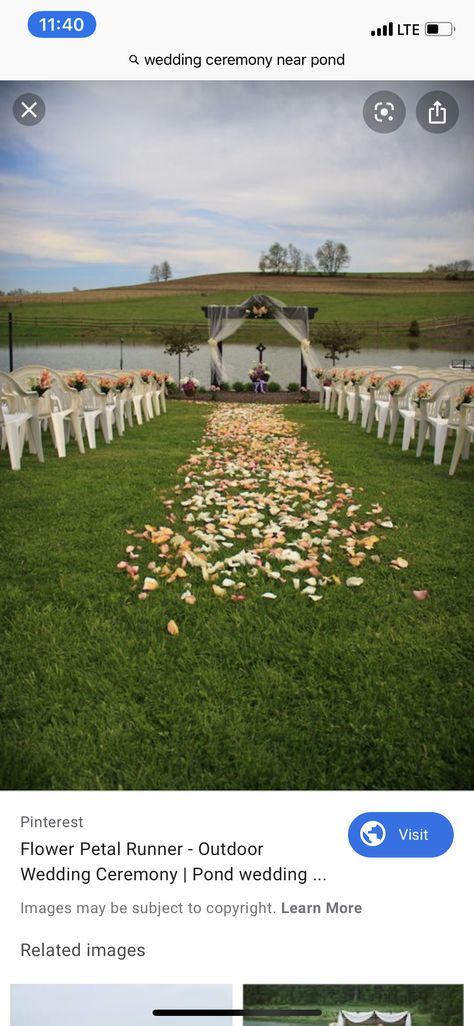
[413,589,429,601]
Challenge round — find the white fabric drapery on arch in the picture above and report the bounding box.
[337,1012,412,1026]
[205,294,315,382]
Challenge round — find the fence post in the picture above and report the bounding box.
[8,312,14,371]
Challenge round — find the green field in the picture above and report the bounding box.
[1,401,472,791]
[2,288,474,351]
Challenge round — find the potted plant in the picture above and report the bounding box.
[180,375,200,397]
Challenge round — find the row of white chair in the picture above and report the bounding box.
[315,367,474,476]
[0,366,167,470]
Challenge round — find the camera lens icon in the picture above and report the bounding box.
[374,101,394,122]
[360,820,387,846]
[363,91,406,133]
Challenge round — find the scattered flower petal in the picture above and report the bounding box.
[142,577,158,591]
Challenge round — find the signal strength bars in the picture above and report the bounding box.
[371,21,394,36]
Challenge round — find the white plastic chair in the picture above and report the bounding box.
[449,403,474,475]
[10,366,77,459]
[417,379,474,464]
[0,370,45,468]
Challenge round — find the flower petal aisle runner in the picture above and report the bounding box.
[117,405,399,621]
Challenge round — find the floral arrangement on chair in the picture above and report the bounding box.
[115,374,133,392]
[249,364,271,392]
[66,370,88,391]
[368,373,384,389]
[28,369,52,396]
[180,375,199,396]
[412,382,433,406]
[348,369,365,384]
[99,376,116,395]
[387,378,405,395]
[140,369,155,383]
[455,383,474,409]
[312,367,324,379]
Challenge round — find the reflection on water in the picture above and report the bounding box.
[1,342,472,380]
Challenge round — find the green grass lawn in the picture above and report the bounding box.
[0,402,472,790]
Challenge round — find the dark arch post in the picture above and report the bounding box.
[300,353,307,388]
[210,341,223,387]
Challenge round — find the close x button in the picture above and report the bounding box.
[348,812,454,857]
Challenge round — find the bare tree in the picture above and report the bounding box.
[258,253,269,273]
[160,261,172,280]
[287,244,303,274]
[149,264,161,282]
[303,252,316,272]
[265,243,289,273]
[316,240,350,275]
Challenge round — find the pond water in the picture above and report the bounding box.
[2,341,472,382]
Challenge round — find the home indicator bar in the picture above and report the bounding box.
[152,1011,323,1018]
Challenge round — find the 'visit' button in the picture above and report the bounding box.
[348,812,454,857]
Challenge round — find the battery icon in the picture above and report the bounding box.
[425,22,454,35]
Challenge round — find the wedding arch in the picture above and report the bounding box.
[201,294,318,386]
[337,1013,412,1026]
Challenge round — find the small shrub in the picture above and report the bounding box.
[220,381,231,391]
[166,380,178,393]
[197,385,207,393]
[244,382,254,392]
[267,381,281,392]
[408,319,420,337]
[232,381,246,392]
[287,382,300,392]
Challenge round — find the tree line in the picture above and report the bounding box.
[258,240,350,275]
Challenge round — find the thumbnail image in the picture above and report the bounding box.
[0,81,473,792]
[10,983,232,1026]
[243,985,463,1026]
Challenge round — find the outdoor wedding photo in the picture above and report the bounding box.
[243,985,463,1026]
[0,80,473,792]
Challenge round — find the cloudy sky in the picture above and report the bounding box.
[11,983,232,1026]
[0,80,473,290]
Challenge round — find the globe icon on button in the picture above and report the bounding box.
[360,820,387,846]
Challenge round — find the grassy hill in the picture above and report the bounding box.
[1,272,473,351]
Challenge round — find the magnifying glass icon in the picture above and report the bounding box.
[129,54,139,65]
